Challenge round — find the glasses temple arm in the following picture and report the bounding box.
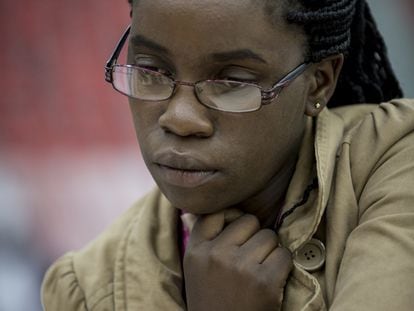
[261,63,310,102]
[105,25,131,82]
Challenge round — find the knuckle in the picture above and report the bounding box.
[279,247,293,265]
[233,252,250,271]
[269,247,293,269]
[261,228,275,236]
[209,245,229,265]
[255,272,278,293]
[183,243,210,265]
[242,214,260,230]
[260,229,279,242]
[209,246,222,261]
[257,268,287,292]
[183,248,199,266]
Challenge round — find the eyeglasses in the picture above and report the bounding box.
[105,25,310,113]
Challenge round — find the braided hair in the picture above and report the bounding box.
[285,0,403,106]
[128,0,403,107]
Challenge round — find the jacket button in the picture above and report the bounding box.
[294,238,326,272]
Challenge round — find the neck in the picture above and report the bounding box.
[236,155,298,228]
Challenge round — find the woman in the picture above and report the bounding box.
[42,0,414,310]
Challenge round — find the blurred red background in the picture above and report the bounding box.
[0,1,412,310]
[0,1,157,251]
[1,1,134,148]
[0,2,154,310]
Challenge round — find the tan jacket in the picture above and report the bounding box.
[42,99,414,310]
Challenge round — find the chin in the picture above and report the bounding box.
[159,185,229,215]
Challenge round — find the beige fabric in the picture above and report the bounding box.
[42,99,414,310]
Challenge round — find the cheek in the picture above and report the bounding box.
[228,100,305,159]
[218,108,305,188]
[129,100,162,139]
[128,100,165,164]
[227,122,295,179]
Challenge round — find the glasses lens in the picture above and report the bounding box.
[112,65,173,100]
[196,81,261,112]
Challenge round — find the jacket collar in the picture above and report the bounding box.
[278,108,344,252]
[113,190,185,310]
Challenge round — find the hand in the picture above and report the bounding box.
[183,210,292,311]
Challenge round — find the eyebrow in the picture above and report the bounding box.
[130,35,170,54]
[130,35,267,64]
[212,49,267,64]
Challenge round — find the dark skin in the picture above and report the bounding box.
[128,0,343,309]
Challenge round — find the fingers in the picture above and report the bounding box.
[223,209,245,223]
[189,210,290,274]
[239,229,279,263]
[214,214,261,246]
[189,209,244,246]
[262,246,293,284]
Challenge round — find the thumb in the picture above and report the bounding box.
[189,209,244,246]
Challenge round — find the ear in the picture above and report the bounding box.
[305,54,344,117]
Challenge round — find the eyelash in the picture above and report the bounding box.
[137,64,172,76]
[133,57,259,83]
[219,75,257,84]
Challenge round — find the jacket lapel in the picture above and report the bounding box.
[113,190,185,310]
[278,109,344,310]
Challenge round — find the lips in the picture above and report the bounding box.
[153,151,219,188]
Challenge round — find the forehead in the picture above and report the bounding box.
[130,0,305,65]
[133,0,272,21]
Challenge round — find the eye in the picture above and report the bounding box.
[218,67,259,84]
[133,55,173,77]
[139,65,171,76]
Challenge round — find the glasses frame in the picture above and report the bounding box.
[105,25,311,112]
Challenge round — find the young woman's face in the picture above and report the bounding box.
[129,0,310,214]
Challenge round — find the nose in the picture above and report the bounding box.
[158,86,214,138]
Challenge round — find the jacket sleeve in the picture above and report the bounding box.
[41,253,87,311]
[330,101,414,310]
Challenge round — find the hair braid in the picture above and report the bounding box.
[287,0,403,106]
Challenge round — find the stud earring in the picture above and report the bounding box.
[315,102,321,109]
